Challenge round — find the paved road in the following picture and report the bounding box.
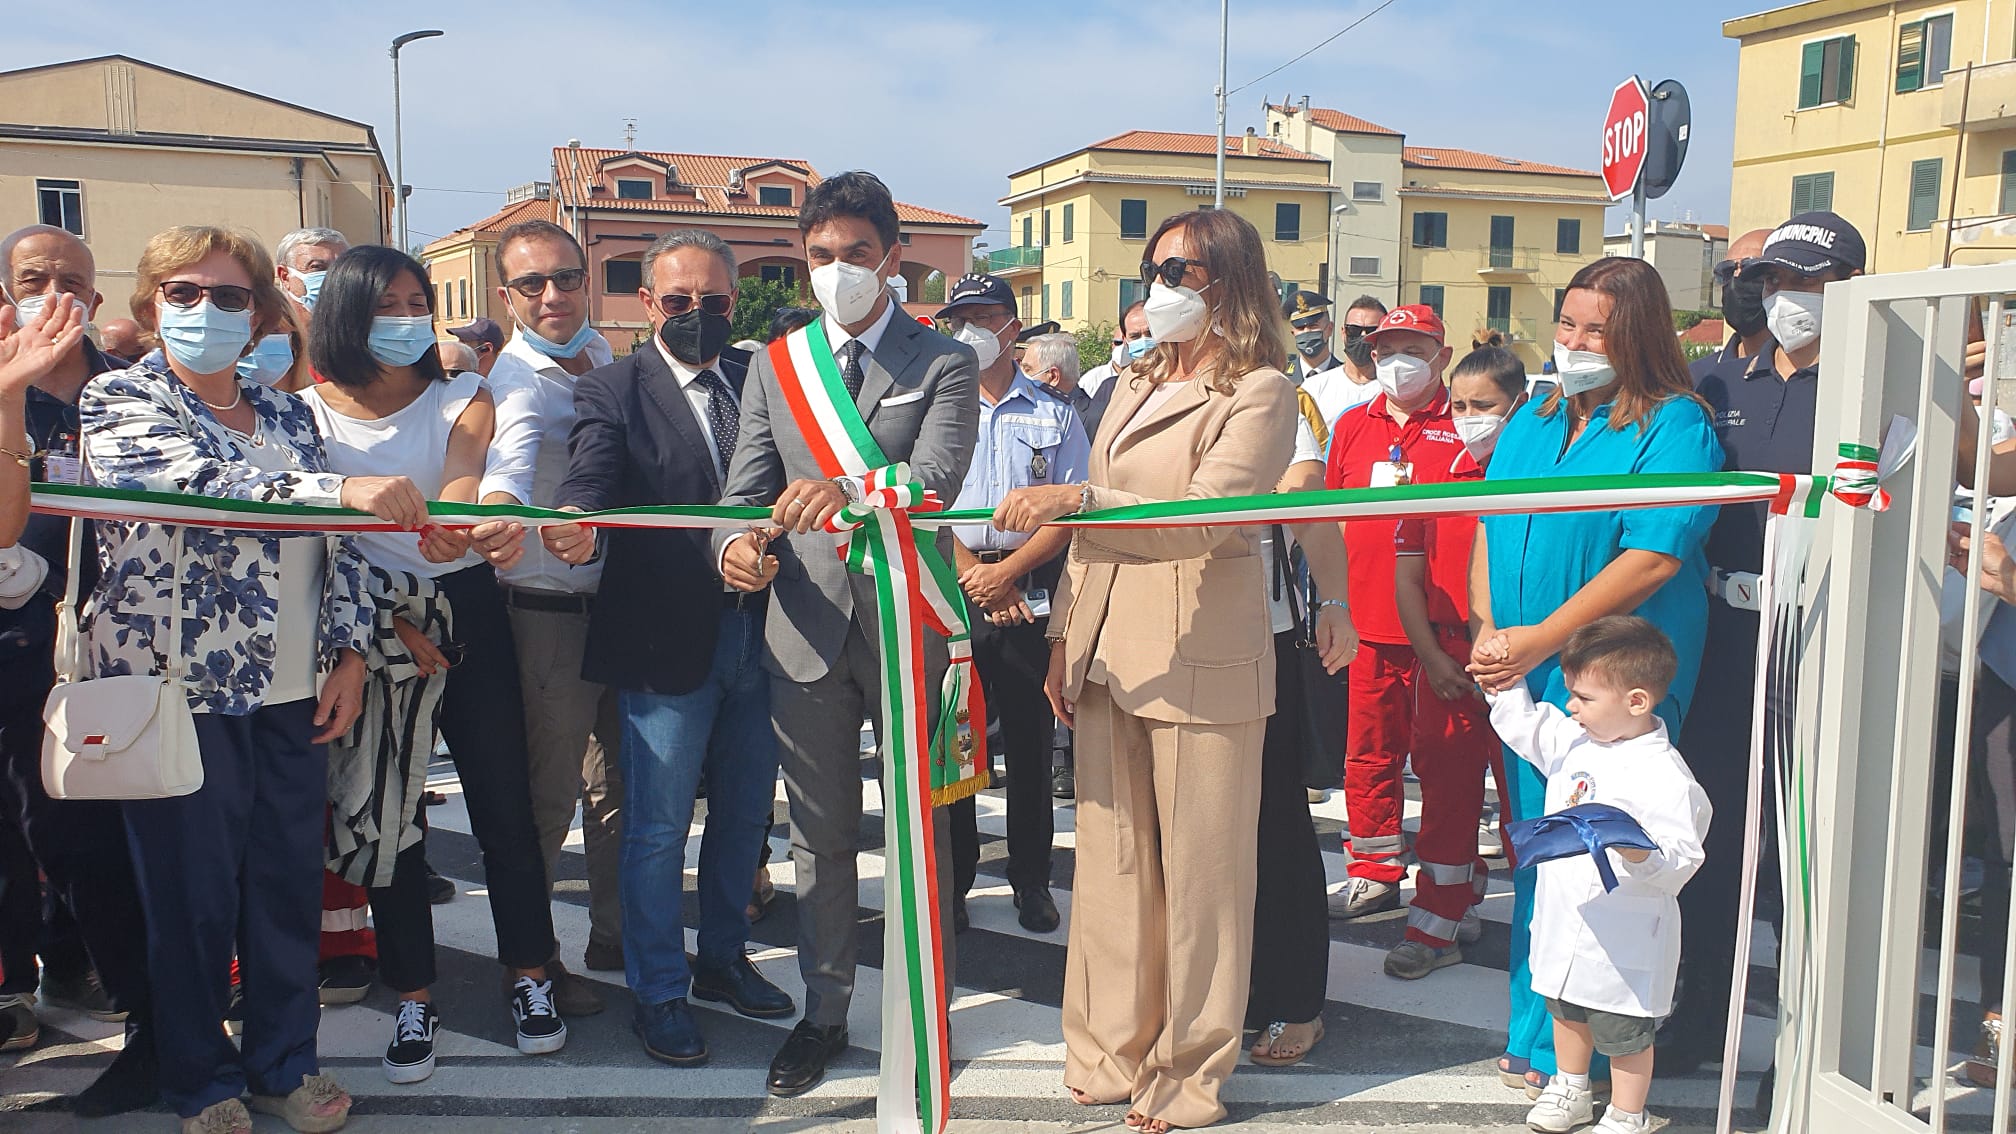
[4,758,1787,1132]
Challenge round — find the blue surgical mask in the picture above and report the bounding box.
[158,299,254,375]
[367,315,438,367]
[514,316,600,360]
[1126,335,1155,360]
[237,333,295,386]
[293,270,327,310]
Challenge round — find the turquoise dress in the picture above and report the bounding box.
[1479,392,1723,1077]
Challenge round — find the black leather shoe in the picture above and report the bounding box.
[690,954,795,1020]
[768,1020,848,1097]
[634,998,707,1066]
[1014,886,1061,933]
[1052,765,1075,799]
[953,896,970,934]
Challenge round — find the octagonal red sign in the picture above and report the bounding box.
[1602,76,1651,201]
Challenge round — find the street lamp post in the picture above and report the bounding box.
[390,30,444,252]
[1214,0,1228,207]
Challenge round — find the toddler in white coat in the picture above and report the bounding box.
[1482,615,1712,1134]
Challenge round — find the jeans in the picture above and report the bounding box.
[124,700,324,1117]
[618,605,777,1007]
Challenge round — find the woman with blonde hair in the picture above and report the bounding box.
[995,207,1328,1131]
[81,226,434,1134]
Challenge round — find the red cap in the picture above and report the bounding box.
[1365,304,1445,346]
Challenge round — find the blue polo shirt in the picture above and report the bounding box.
[1479,392,1724,727]
[951,369,1090,552]
[1694,343,1816,575]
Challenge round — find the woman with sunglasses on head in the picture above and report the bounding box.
[994,209,1321,1132]
[79,227,436,1134]
[298,246,564,1087]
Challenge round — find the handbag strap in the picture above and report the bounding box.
[59,512,184,687]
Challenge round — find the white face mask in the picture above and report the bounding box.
[1144,280,1212,344]
[1454,412,1508,460]
[1374,352,1440,403]
[952,320,1008,371]
[1110,342,1128,370]
[1552,344,1617,398]
[1765,288,1823,353]
[810,246,894,326]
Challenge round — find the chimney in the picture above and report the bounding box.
[1300,94,1310,112]
[1242,126,1260,156]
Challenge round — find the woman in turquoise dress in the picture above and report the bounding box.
[1468,256,1724,1093]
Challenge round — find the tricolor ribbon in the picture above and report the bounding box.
[1829,414,1919,513]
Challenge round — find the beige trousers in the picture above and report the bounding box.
[1062,679,1266,1128]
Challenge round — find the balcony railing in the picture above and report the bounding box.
[1478,247,1539,275]
[1480,316,1541,342]
[986,246,1043,273]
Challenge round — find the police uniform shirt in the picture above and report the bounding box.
[951,369,1091,553]
[1695,343,1813,575]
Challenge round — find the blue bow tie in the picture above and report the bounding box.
[1505,803,1660,892]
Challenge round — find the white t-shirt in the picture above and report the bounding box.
[1261,416,1325,634]
[303,372,484,580]
[1303,367,1380,433]
[226,420,325,704]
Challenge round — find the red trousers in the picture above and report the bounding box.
[320,871,375,963]
[1344,634,1504,947]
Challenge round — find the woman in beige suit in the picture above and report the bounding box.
[995,208,1320,1131]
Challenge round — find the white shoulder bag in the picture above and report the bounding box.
[41,517,202,799]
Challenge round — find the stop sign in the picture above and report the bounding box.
[1602,76,1651,201]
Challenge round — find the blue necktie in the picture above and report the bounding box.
[693,368,738,474]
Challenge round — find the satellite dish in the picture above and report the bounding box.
[1643,79,1691,202]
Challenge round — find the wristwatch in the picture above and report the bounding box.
[831,475,862,505]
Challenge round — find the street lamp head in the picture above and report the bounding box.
[392,29,444,53]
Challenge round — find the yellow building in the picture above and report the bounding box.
[995,129,1336,332]
[418,188,556,339]
[0,55,390,291]
[1266,100,1610,370]
[1725,0,2016,272]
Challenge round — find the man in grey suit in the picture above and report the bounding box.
[716,171,979,1097]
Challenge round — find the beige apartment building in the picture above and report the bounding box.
[1725,0,2016,271]
[0,55,390,291]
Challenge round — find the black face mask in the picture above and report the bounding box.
[1720,278,1769,339]
[1344,338,1374,370]
[660,309,732,366]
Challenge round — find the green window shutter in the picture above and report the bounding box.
[1897,20,1924,94]
[1419,285,1444,317]
[1837,36,1857,102]
[2001,151,2016,215]
[1814,172,1834,211]
[1062,203,1074,243]
[1791,175,1812,215]
[1908,158,1942,231]
[1061,280,1073,319]
[1801,40,1826,108]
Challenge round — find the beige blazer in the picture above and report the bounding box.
[1051,363,1297,725]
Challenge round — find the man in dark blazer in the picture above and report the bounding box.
[542,229,793,1068]
[714,172,979,1097]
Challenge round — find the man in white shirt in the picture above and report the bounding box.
[1300,293,1386,431]
[476,218,618,1018]
[1077,299,1150,399]
[274,227,346,313]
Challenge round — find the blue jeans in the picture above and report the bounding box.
[618,605,778,1007]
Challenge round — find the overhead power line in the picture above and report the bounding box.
[1228,0,1404,97]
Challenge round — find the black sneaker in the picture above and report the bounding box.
[317,954,376,1006]
[511,975,567,1055]
[425,864,457,905]
[40,970,125,1022]
[382,999,438,1084]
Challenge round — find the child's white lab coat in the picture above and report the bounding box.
[1489,685,1712,1018]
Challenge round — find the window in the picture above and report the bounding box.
[1042,210,1053,246]
[1118,278,1141,316]
[35,179,82,236]
[1486,286,1512,333]
[1275,203,1302,242]
[1412,211,1448,248]
[2002,151,2016,215]
[1352,181,1382,202]
[1908,157,1943,231]
[1554,288,1569,321]
[1061,280,1074,319]
[1799,35,1857,108]
[459,278,469,318]
[1418,285,1445,317]
[1348,256,1381,277]
[1021,286,1033,321]
[1557,218,1581,255]
[759,264,798,288]
[604,258,642,294]
[1489,215,1515,268]
[615,178,653,200]
[1791,171,1836,213]
[1022,214,1033,248]
[1063,203,1075,243]
[758,184,793,207]
[1041,285,1051,321]
[1897,13,1953,92]
[1119,199,1149,240]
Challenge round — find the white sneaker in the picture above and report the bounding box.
[1592,1106,1651,1133]
[1457,906,1483,944]
[1326,877,1401,920]
[1526,1078,1595,1132]
[1479,820,1504,858]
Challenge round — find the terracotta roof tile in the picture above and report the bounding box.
[1268,104,1402,137]
[548,147,980,226]
[1086,130,1325,162]
[1402,146,1597,178]
[1702,224,1730,240]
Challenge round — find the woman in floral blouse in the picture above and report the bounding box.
[80,226,431,1134]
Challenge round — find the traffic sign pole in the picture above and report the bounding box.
[1630,179,1646,259]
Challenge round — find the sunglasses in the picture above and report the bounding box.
[1342,323,1382,340]
[655,292,733,317]
[158,281,253,312]
[1712,258,1752,286]
[503,268,588,298]
[1140,256,1207,288]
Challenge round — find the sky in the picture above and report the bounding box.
[5,0,1754,250]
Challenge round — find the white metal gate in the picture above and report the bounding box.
[1781,262,2016,1133]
